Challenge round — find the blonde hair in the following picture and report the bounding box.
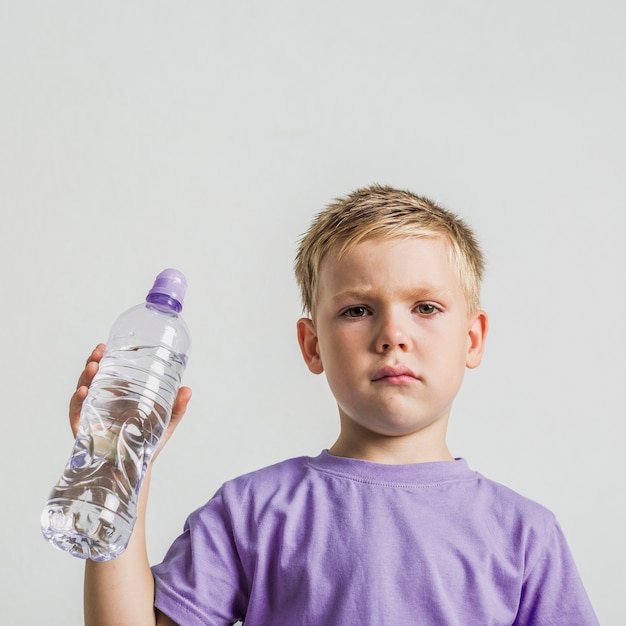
[294,184,485,316]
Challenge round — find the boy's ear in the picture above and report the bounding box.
[297,317,324,374]
[466,310,488,369]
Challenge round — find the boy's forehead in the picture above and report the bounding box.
[319,236,460,291]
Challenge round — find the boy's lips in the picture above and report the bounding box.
[371,365,419,384]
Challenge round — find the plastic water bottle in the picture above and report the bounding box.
[41,269,191,561]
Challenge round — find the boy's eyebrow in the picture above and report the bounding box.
[330,286,452,302]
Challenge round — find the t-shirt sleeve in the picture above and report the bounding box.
[151,487,248,626]
[514,515,599,625]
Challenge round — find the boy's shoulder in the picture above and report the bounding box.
[470,468,559,536]
[218,454,313,498]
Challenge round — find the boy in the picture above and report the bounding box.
[71,185,598,625]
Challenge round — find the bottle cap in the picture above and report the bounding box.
[146,268,187,312]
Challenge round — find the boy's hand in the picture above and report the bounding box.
[69,343,192,460]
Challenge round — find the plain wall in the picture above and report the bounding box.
[1,1,624,623]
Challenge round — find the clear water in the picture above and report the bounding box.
[41,346,186,561]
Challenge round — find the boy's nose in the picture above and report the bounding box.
[375,313,411,353]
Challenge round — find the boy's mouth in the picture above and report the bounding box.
[371,365,418,384]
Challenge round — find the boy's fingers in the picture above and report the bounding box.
[75,360,98,391]
[70,345,106,437]
[171,386,192,425]
[152,386,192,461]
[84,343,106,367]
[69,386,88,437]
[76,344,106,389]
[91,343,106,362]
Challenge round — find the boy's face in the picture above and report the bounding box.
[297,236,487,455]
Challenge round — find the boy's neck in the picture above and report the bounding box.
[328,426,454,465]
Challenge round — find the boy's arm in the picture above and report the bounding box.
[83,471,178,626]
[71,345,190,626]
[83,468,157,626]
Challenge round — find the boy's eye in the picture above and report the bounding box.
[416,303,439,315]
[343,306,370,318]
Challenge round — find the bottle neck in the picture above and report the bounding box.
[146,293,182,313]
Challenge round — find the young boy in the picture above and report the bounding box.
[71,185,598,625]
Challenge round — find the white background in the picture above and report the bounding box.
[1,2,624,624]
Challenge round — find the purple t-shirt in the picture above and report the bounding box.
[152,451,598,625]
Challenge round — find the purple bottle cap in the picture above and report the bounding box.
[146,268,187,313]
